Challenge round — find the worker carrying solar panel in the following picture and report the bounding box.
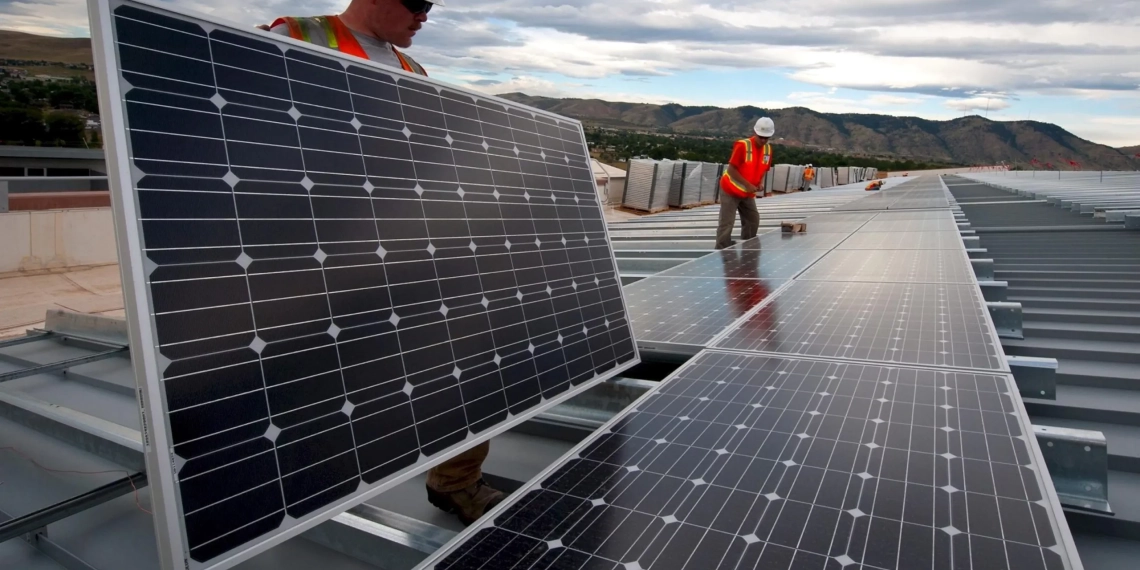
[263,0,438,77]
[716,117,775,249]
[262,0,505,526]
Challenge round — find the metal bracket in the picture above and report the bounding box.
[0,472,147,544]
[977,280,1008,302]
[957,221,972,230]
[0,391,144,471]
[0,331,53,350]
[302,503,456,570]
[961,236,981,249]
[971,259,995,281]
[965,248,989,260]
[1105,209,1140,223]
[0,347,128,384]
[1034,425,1113,515]
[987,302,1023,339]
[1008,355,1057,399]
[1127,214,1140,230]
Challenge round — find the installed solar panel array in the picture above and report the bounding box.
[421,177,1083,570]
[90,1,639,568]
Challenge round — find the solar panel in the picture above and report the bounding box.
[794,221,869,233]
[872,211,957,222]
[740,232,856,251]
[655,248,828,280]
[838,232,966,251]
[801,213,878,223]
[624,277,784,353]
[858,218,961,233]
[420,351,1079,570]
[91,1,638,567]
[712,281,1006,372]
[798,250,975,284]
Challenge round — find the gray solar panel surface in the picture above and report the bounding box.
[623,277,783,348]
[96,1,637,567]
[421,177,1080,570]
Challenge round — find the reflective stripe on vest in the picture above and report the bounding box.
[721,139,772,197]
[271,15,427,76]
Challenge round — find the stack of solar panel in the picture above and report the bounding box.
[662,161,687,208]
[623,159,670,213]
[698,162,721,204]
[817,167,837,188]
[423,176,1084,570]
[674,161,704,208]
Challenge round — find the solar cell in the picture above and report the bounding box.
[798,250,975,284]
[872,211,957,222]
[421,351,1078,570]
[92,1,637,567]
[740,232,857,251]
[656,248,828,280]
[712,281,1006,372]
[858,219,961,233]
[801,213,879,223]
[624,277,784,351]
[838,232,966,251]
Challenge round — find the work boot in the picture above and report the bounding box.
[426,478,505,525]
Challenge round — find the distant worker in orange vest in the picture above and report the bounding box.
[866,179,885,191]
[716,117,775,249]
[267,0,436,76]
[802,164,815,191]
[267,0,505,528]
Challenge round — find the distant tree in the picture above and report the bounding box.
[45,111,86,146]
[0,107,46,144]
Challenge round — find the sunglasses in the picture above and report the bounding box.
[401,0,433,15]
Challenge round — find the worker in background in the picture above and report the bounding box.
[866,179,885,191]
[266,0,505,527]
[802,164,815,191]
[716,117,775,249]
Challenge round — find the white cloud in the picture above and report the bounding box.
[6,0,1140,144]
[944,97,1013,113]
[865,94,925,106]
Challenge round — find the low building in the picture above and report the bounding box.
[591,158,627,206]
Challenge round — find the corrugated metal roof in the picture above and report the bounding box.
[8,175,1138,568]
[948,174,1140,563]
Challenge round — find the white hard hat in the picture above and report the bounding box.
[754,117,775,137]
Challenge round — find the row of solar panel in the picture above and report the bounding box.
[425,178,1080,570]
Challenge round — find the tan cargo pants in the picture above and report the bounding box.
[426,441,489,493]
[715,189,760,249]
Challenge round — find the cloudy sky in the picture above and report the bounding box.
[5,0,1140,147]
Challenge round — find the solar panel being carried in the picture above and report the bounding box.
[90,1,638,568]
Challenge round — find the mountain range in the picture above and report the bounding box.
[3,29,1136,170]
[499,94,1137,171]
[0,29,92,64]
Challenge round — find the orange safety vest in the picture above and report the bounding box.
[271,15,428,76]
[803,167,815,181]
[720,138,772,198]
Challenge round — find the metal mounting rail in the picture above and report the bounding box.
[0,472,148,544]
[0,331,53,350]
[0,347,128,383]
